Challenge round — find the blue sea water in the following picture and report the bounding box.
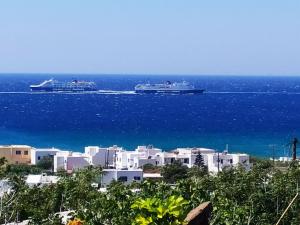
[0,74,300,157]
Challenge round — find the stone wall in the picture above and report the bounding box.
[185,202,212,225]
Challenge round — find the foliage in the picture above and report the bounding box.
[142,163,156,171]
[75,180,135,225]
[142,164,161,174]
[194,152,205,168]
[36,156,54,170]
[131,195,189,225]
[192,152,208,176]
[188,166,208,178]
[6,164,43,177]
[0,157,7,178]
[2,160,300,224]
[161,160,188,183]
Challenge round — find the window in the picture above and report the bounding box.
[183,158,189,164]
[24,151,28,155]
[230,159,233,164]
[220,159,223,164]
[38,156,41,160]
[170,158,175,163]
[134,176,141,181]
[118,176,128,182]
[16,151,21,155]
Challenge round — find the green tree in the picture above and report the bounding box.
[194,152,205,168]
[76,181,135,225]
[36,156,54,170]
[161,160,188,184]
[6,164,42,177]
[0,157,7,178]
[131,195,189,225]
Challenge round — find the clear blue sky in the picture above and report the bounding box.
[0,0,299,75]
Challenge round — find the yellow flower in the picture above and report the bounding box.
[67,218,84,225]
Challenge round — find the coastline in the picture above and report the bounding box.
[0,129,293,158]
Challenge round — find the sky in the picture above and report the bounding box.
[0,0,299,75]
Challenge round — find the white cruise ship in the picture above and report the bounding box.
[134,81,204,94]
[30,79,97,92]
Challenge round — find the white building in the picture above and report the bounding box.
[115,145,162,169]
[31,148,61,165]
[115,146,217,169]
[30,144,251,174]
[206,152,251,173]
[101,169,143,186]
[142,147,251,173]
[54,151,90,173]
[275,157,292,162]
[25,173,59,187]
[161,147,216,168]
[85,145,124,167]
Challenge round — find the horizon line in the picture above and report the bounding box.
[0,72,300,77]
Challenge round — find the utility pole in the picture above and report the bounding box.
[292,138,298,161]
[269,144,276,165]
[106,149,110,168]
[217,152,220,173]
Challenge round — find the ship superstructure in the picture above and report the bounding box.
[30,79,97,92]
[134,81,204,94]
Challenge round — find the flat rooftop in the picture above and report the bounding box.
[0,145,32,148]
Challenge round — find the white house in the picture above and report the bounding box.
[101,169,143,186]
[206,152,251,173]
[173,147,216,155]
[115,145,162,169]
[115,146,218,169]
[85,145,124,167]
[275,157,292,162]
[157,147,216,168]
[156,148,252,173]
[25,173,59,187]
[54,151,90,173]
[31,144,251,175]
[31,148,61,165]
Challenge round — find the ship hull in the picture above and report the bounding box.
[135,89,204,94]
[30,86,97,92]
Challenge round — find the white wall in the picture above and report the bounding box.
[101,169,143,186]
[31,148,60,165]
[66,157,90,171]
[54,152,90,172]
[54,155,66,172]
[86,146,123,167]
[206,153,251,173]
[116,152,128,169]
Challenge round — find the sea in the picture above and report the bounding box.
[0,74,300,158]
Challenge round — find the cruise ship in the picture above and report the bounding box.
[30,79,97,92]
[134,81,204,94]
